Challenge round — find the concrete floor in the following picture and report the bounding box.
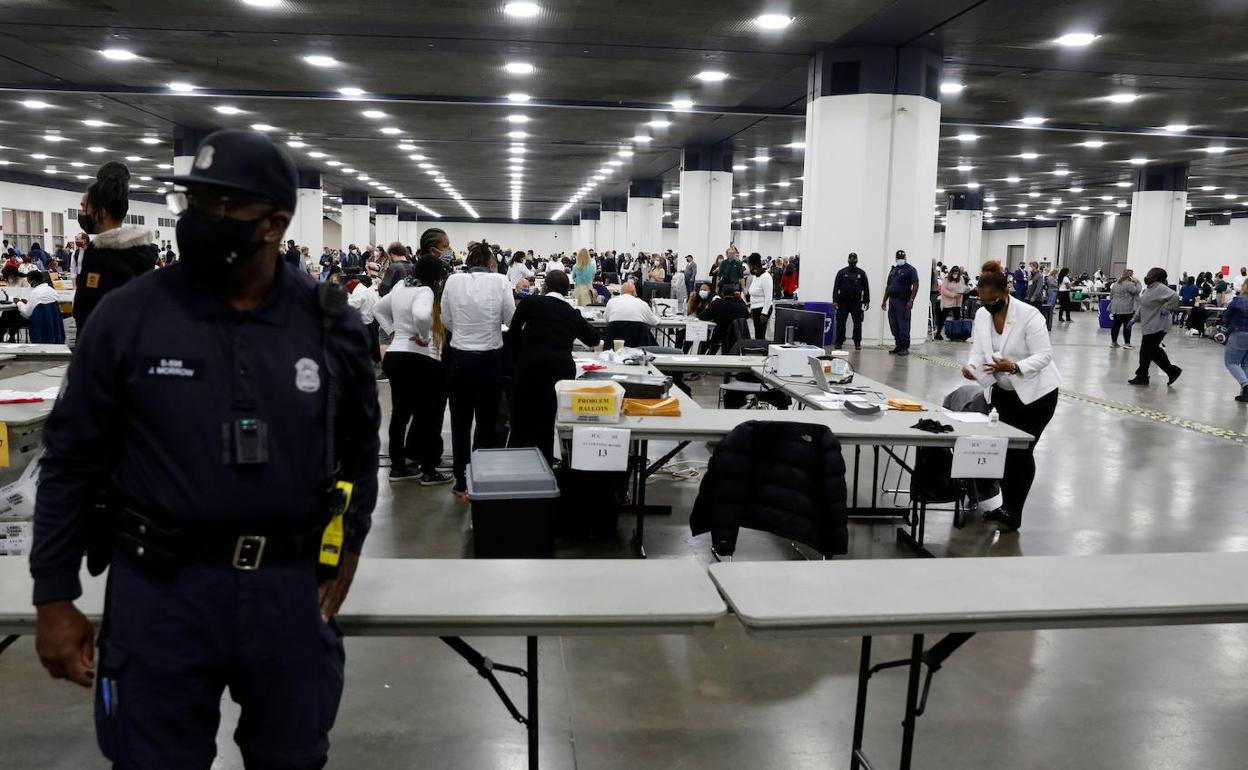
[3,312,1247,769]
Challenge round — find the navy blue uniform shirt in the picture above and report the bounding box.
[886,263,920,299]
[30,262,380,605]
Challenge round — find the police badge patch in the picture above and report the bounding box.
[294,357,321,393]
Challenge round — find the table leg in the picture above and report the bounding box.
[0,635,18,656]
[527,636,539,770]
[852,446,861,508]
[850,636,873,770]
[631,440,649,558]
[899,634,925,770]
[871,447,880,510]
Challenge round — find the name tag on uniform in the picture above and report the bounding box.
[85,272,101,288]
[142,357,203,379]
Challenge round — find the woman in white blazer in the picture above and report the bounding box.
[961,261,1062,533]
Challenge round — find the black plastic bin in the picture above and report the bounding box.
[466,448,560,558]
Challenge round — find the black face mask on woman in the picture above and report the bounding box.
[175,210,267,280]
[77,211,97,236]
[982,297,1007,315]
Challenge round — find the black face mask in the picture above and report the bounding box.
[983,297,1007,315]
[77,212,97,236]
[176,210,266,281]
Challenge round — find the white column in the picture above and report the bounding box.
[578,210,599,251]
[677,147,733,276]
[397,213,419,248]
[600,201,627,253]
[339,190,371,251]
[781,222,802,258]
[942,194,983,270]
[291,181,324,262]
[374,204,399,247]
[626,198,663,253]
[799,47,941,348]
[1126,164,1188,279]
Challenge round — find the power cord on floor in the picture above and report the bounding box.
[648,461,707,482]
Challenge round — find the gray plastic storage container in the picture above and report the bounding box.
[466,448,560,558]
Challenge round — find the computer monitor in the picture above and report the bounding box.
[642,281,671,303]
[773,307,826,347]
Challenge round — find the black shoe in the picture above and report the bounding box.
[982,507,1020,533]
[420,471,454,486]
[389,467,419,482]
[855,344,862,351]
[896,349,909,357]
[933,335,944,341]
[1127,377,1149,385]
[1167,367,1182,385]
[888,348,899,355]
[1236,385,1248,403]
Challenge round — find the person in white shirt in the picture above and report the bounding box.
[604,281,660,327]
[440,240,516,495]
[374,255,453,485]
[68,232,88,284]
[962,260,1062,533]
[18,271,58,319]
[507,256,535,287]
[347,275,381,363]
[745,253,774,339]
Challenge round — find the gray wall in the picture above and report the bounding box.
[1061,215,1129,276]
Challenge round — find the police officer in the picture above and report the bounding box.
[832,252,870,350]
[881,249,920,356]
[30,129,380,769]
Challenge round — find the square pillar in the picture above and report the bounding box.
[678,143,734,275]
[375,202,399,248]
[339,189,371,252]
[1127,163,1187,279]
[291,169,324,266]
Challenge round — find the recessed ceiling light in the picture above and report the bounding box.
[88,146,107,153]
[1053,168,1071,176]
[955,164,973,172]
[954,133,978,142]
[250,123,275,132]
[101,48,137,61]
[338,87,365,97]
[1018,152,1039,160]
[754,14,792,30]
[509,146,526,154]
[1019,116,1047,125]
[695,70,728,82]
[1078,205,1091,211]
[380,127,402,135]
[1068,186,1084,193]
[362,110,386,119]
[1100,195,1114,201]
[940,82,964,94]
[1055,32,1100,47]
[751,154,770,162]
[966,182,980,189]
[507,130,527,139]
[1107,93,1138,104]
[358,174,370,181]
[308,151,327,158]
[166,82,197,93]
[504,61,535,75]
[157,163,172,169]
[1163,124,1189,133]
[342,167,357,173]
[671,99,694,110]
[286,139,306,148]
[30,153,48,160]
[327,160,342,167]
[1116,200,1127,207]
[215,105,243,115]
[125,155,143,162]
[242,0,281,6]
[1200,185,1218,191]
[1028,191,1040,198]
[732,164,747,171]
[1116,181,1132,188]
[629,135,653,144]
[1224,193,1239,200]
[507,92,530,103]
[506,114,529,124]
[504,2,540,16]
[1080,140,1106,148]
[43,134,67,142]
[618,149,634,158]
[304,55,339,67]
[1129,157,1149,165]
[81,119,109,127]
[21,100,50,109]
[1204,146,1229,154]
[1005,175,1020,183]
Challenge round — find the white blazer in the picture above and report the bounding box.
[967,297,1062,405]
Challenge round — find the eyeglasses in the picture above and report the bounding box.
[166,190,272,221]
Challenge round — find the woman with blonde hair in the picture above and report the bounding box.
[571,247,596,305]
[373,254,453,485]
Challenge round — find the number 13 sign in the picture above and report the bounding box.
[571,427,631,472]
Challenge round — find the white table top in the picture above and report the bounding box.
[0,558,727,637]
[0,343,72,360]
[758,367,1033,448]
[1,287,75,303]
[0,365,65,427]
[650,354,764,374]
[710,552,1248,638]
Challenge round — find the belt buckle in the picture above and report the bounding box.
[232,535,266,571]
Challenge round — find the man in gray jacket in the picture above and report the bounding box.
[1128,267,1183,386]
[1025,262,1046,305]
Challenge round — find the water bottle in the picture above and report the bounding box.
[988,408,999,426]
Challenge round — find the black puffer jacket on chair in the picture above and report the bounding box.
[689,420,848,558]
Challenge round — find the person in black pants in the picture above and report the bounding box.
[505,270,601,463]
[1056,267,1074,322]
[1128,267,1183,386]
[990,387,1059,523]
[832,252,870,350]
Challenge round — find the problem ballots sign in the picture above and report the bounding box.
[556,380,624,424]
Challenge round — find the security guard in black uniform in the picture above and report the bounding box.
[29,129,380,769]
